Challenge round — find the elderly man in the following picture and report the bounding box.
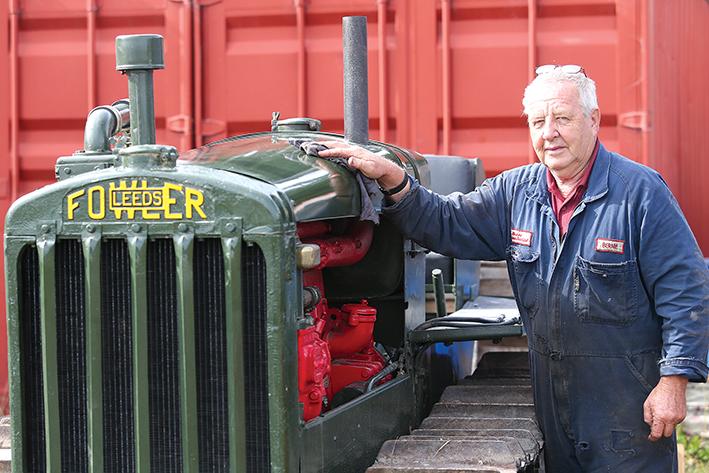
[319,65,709,472]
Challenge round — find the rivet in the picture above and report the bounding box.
[131,223,142,233]
[178,223,188,233]
[86,224,96,233]
[41,224,50,234]
[225,222,236,233]
[64,168,72,175]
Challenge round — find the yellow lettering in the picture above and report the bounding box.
[87,186,105,220]
[141,209,161,219]
[66,189,85,220]
[185,188,206,219]
[152,190,162,207]
[162,183,182,219]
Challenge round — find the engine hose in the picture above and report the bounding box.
[413,316,508,332]
[365,361,398,392]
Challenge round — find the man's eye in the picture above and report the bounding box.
[557,116,569,123]
[532,120,544,128]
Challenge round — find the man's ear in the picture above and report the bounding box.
[591,109,601,132]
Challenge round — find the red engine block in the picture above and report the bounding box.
[326,301,386,396]
[297,221,388,421]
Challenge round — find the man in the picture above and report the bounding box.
[318,65,709,472]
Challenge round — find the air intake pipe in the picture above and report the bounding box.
[115,34,164,145]
[83,99,130,153]
[342,16,369,145]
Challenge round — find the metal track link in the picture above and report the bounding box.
[367,351,543,473]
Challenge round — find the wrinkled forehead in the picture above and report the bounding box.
[525,81,582,116]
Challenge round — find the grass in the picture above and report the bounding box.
[677,425,709,473]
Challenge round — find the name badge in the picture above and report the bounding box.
[595,238,625,254]
[511,229,533,246]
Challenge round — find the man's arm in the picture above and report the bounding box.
[317,141,411,202]
[318,141,509,261]
[637,174,709,440]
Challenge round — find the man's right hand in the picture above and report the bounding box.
[317,140,411,200]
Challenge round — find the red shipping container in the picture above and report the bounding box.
[0,0,707,412]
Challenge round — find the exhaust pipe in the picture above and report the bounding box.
[342,16,369,145]
[115,34,164,145]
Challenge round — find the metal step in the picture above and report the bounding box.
[367,352,543,473]
[367,438,525,473]
[419,418,543,443]
[440,386,533,404]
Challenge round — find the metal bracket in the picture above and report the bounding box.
[619,111,648,131]
[167,114,193,134]
[168,0,222,5]
[201,118,227,138]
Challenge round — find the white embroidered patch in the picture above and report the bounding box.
[596,238,625,254]
[511,229,533,246]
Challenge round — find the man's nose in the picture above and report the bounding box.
[542,118,558,140]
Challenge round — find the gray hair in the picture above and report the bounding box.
[522,68,598,117]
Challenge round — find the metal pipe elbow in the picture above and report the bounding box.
[83,99,130,153]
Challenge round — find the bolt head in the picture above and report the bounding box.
[86,224,96,233]
[178,223,188,233]
[131,223,142,232]
[225,222,236,233]
[41,224,50,234]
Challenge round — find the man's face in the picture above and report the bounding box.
[526,81,600,179]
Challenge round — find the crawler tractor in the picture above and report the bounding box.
[5,18,542,473]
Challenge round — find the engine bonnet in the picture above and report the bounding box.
[179,132,427,222]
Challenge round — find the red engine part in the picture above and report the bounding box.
[297,221,389,421]
[302,221,374,270]
[327,300,377,357]
[329,347,387,395]
[297,325,330,420]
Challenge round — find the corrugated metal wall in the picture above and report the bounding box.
[646,0,709,258]
[199,0,620,176]
[1,0,707,410]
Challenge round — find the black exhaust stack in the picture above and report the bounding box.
[115,34,164,145]
[342,16,369,145]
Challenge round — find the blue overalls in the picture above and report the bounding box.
[384,144,709,472]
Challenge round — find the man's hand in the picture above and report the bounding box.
[643,375,688,441]
[317,141,409,199]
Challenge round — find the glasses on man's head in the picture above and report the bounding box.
[535,64,587,77]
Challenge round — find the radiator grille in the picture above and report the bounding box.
[16,236,270,473]
[195,239,229,472]
[101,239,135,473]
[243,244,271,471]
[147,238,183,473]
[18,245,45,473]
[55,239,89,473]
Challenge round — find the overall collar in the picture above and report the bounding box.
[526,141,610,206]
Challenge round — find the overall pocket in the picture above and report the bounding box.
[573,256,638,326]
[510,247,542,319]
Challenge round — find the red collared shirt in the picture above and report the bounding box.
[546,141,599,237]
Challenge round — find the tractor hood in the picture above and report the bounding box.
[179,132,428,222]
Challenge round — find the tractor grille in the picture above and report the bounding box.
[16,236,270,473]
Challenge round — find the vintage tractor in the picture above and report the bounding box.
[4,18,541,473]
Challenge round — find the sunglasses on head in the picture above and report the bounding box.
[535,64,587,77]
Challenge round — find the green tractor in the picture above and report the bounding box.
[5,18,541,473]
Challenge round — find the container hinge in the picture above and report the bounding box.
[618,111,648,131]
[167,114,193,135]
[201,118,227,139]
[169,0,222,5]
